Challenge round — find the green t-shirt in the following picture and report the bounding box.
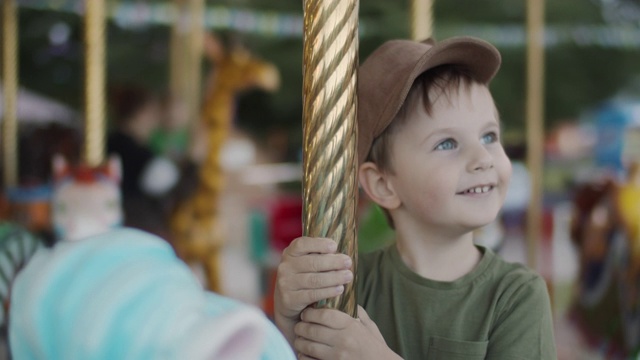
[357,244,557,360]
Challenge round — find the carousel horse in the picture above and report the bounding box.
[570,170,640,357]
[0,222,44,331]
[3,124,81,238]
[51,155,123,241]
[9,228,295,360]
[0,222,45,358]
[171,33,279,292]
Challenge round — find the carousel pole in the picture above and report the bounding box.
[525,0,545,270]
[302,0,359,317]
[2,0,18,188]
[410,0,434,40]
[83,0,107,166]
[169,0,186,105]
[170,0,204,125]
[186,0,204,125]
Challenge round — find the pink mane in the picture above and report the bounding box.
[53,155,121,185]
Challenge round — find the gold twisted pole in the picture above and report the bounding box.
[411,0,434,40]
[302,0,359,317]
[2,0,18,188]
[526,0,545,270]
[83,0,106,166]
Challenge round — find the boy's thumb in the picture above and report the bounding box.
[357,305,372,324]
[357,305,385,340]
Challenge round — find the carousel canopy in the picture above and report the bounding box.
[0,85,78,125]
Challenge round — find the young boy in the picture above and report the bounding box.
[275,36,556,359]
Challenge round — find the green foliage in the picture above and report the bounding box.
[358,203,395,254]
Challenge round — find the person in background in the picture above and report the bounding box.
[148,92,191,162]
[107,86,180,239]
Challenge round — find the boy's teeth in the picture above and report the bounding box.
[466,186,492,194]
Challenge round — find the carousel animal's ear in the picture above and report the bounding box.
[52,154,68,182]
[203,32,225,62]
[106,155,122,184]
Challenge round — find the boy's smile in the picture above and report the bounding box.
[385,81,512,235]
[456,184,496,195]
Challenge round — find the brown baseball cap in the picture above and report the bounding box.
[357,36,502,166]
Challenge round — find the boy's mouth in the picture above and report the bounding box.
[457,184,495,195]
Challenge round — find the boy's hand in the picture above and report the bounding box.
[294,306,402,360]
[274,237,353,345]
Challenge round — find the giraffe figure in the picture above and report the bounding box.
[171,33,279,292]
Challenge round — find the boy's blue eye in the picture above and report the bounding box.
[481,132,498,145]
[435,138,457,151]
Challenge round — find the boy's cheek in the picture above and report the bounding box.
[497,154,513,186]
[506,157,514,180]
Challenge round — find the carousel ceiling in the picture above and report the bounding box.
[8,0,640,136]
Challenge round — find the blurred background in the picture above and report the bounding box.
[1,0,640,359]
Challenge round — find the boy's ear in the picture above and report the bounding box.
[358,162,401,210]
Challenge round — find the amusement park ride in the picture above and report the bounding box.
[570,122,640,357]
[5,0,640,358]
[0,0,539,352]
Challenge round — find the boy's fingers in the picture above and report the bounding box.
[294,337,332,359]
[277,256,351,292]
[293,270,353,290]
[285,237,337,257]
[289,254,352,273]
[298,355,320,360]
[357,305,371,323]
[357,305,385,341]
[297,285,345,305]
[294,322,333,344]
[279,270,350,292]
[301,307,352,329]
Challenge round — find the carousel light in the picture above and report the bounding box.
[48,22,70,45]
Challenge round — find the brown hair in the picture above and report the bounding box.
[109,85,156,126]
[366,65,477,173]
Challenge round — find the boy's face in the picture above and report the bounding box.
[386,82,511,234]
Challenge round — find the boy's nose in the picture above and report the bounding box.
[466,146,494,172]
